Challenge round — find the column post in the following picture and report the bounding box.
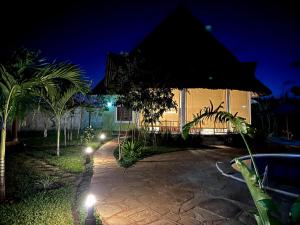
[248,92,252,124]
[225,89,231,132]
[180,88,186,132]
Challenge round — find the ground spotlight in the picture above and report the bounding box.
[85,194,96,208]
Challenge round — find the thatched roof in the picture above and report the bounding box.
[93,6,271,95]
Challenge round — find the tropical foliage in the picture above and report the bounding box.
[41,83,89,156]
[0,48,88,200]
[182,101,300,225]
[122,139,143,159]
[81,126,95,145]
[111,53,177,127]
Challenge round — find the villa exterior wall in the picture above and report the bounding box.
[15,89,251,135]
[157,88,251,134]
[19,108,103,131]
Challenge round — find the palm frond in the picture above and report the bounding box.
[39,62,89,94]
[0,65,17,93]
[182,100,224,139]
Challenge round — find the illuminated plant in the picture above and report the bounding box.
[182,101,300,225]
[0,48,88,200]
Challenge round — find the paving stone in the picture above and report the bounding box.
[97,204,122,218]
[90,140,257,225]
[199,198,241,218]
[163,212,181,222]
[128,208,161,224]
[104,215,136,225]
[192,206,224,222]
[147,219,177,225]
[237,211,256,225]
[178,214,202,225]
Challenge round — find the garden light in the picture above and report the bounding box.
[99,133,106,140]
[85,194,96,208]
[85,147,93,154]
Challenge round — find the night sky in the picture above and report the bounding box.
[1,0,300,96]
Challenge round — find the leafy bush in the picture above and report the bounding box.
[114,141,179,168]
[81,126,95,145]
[122,140,143,159]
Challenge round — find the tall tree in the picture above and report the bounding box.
[41,85,89,156]
[113,54,177,126]
[0,49,87,200]
[3,48,42,142]
[111,54,177,157]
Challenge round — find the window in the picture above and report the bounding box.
[116,107,132,122]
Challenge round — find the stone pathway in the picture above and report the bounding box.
[90,140,256,225]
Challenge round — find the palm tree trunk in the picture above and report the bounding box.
[0,126,6,201]
[57,119,61,156]
[70,116,73,141]
[43,122,48,138]
[43,128,47,138]
[64,117,67,147]
[77,108,83,139]
[88,111,91,127]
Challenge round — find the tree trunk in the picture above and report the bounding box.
[77,108,83,138]
[64,117,67,147]
[0,127,6,201]
[70,116,73,141]
[12,117,18,142]
[43,120,48,138]
[43,128,48,138]
[88,111,91,127]
[57,120,61,156]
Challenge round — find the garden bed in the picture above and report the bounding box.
[0,134,102,225]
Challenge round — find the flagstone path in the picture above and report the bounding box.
[90,140,257,225]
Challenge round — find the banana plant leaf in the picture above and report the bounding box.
[235,159,282,225]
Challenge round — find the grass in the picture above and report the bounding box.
[0,186,75,225]
[26,145,86,174]
[0,131,103,225]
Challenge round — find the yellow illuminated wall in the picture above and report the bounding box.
[140,88,251,130]
[186,88,227,128]
[230,90,250,123]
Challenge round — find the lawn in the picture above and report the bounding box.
[0,132,102,225]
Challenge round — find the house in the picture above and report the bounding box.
[93,6,271,134]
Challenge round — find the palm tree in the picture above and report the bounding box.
[0,50,87,200]
[41,85,89,156]
[3,48,42,142]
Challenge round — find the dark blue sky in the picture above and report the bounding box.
[1,0,300,96]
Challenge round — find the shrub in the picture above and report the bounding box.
[81,126,95,145]
[122,140,143,159]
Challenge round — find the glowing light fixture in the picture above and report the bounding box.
[241,105,247,108]
[99,133,106,140]
[107,102,112,107]
[85,147,93,154]
[85,194,96,208]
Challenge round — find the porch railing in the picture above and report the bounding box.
[149,120,228,134]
